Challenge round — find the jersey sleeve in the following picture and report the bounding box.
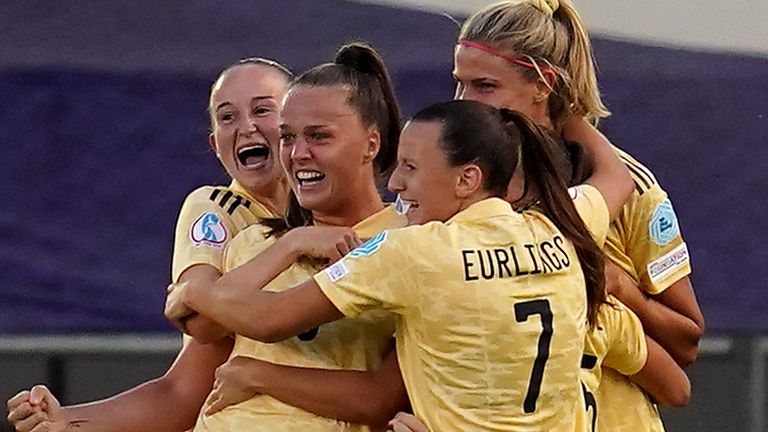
[626,185,691,295]
[313,228,416,318]
[601,296,648,376]
[171,187,238,282]
[569,184,610,246]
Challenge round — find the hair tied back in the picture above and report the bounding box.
[528,0,560,16]
[334,43,378,75]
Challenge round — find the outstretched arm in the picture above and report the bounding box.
[6,337,233,432]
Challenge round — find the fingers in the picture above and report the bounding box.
[7,390,31,411]
[387,420,413,432]
[29,422,55,432]
[393,412,429,432]
[12,410,47,432]
[7,401,37,424]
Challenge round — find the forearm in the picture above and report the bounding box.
[57,379,199,432]
[185,313,232,344]
[253,361,407,425]
[616,289,701,367]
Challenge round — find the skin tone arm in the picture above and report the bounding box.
[205,348,410,425]
[179,265,232,343]
[562,117,633,221]
[167,226,360,334]
[6,337,233,432]
[607,264,704,368]
[629,336,691,407]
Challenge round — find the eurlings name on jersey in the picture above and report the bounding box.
[461,234,572,282]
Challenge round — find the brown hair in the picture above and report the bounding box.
[459,0,609,126]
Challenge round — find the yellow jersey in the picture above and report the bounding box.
[580,296,648,432]
[171,180,272,282]
[596,149,691,432]
[193,205,404,432]
[315,187,609,432]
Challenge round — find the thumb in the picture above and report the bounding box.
[30,385,61,416]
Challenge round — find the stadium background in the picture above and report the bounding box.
[1,0,766,430]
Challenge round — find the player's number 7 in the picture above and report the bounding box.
[514,299,553,413]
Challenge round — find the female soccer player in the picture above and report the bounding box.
[452,0,702,430]
[166,99,635,431]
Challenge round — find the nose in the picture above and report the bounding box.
[387,165,404,193]
[290,136,311,161]
[237,116,258,136]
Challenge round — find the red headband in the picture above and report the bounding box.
[457,40,556,82]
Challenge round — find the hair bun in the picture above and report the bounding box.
[528,0,559,16]
[334,42,378,75]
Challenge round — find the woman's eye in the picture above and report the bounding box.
[254,107,272,116]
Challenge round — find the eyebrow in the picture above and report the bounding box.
[215,96,275,112]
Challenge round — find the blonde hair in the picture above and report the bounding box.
[459,0,610,125]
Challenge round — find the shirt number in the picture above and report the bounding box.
[514,299,553,413]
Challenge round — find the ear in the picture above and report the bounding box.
[209,133,220,157]
[455,164,483,198]
[363,127,381,164]
[534,74,554,104]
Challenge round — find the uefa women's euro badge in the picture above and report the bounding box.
[649,199,679,246]
[190,211,228,248]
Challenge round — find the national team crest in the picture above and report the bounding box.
[348,231,388,258]
[649,199,679,246]
[190,212,228,247]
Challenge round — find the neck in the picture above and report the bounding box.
[457,192,494,214]
[312,182,385,227]
[250,177,291,216]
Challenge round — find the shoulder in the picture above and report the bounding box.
[181,185,255,216]
[613,147,660,197]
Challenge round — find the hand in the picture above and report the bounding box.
[387,412,430,432]
[6,385,66,432]
[204,356,266,415]
[285,226,362,262]
[604,260,639,299]
[165,281,195,332]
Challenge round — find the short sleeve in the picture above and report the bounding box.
[627,186,691,295]
[171,187,237,282]
[313,229,416,318]
[601,297,648,376]
[569,184,610,246]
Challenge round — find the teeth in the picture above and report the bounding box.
[296,171,324,181]
[395,195,414,215]
[237,144,268,156]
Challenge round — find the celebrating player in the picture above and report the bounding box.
[453,0,702,430]
[165,99,635,431]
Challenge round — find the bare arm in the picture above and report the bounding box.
[7,338,233,432]
[629,336,691,407]
[177,277,344,343]
[178,265,232,344]
[207,349,409,425]
[611,274,704,368]
[562,118,633,220]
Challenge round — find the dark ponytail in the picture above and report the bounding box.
[263,42,401,238]
[500,109,606,328]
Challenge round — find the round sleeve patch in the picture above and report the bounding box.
[648,199,679,246]
[190,212,228,248]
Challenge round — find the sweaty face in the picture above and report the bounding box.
[209,65,288,194]
[388,121,464,225]
[453,44,545,123]
[279,86,376,214]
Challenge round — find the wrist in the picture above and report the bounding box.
[280,229,303,261]
[245,359,274,394]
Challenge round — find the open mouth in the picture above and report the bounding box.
[295,169,326,187]
[236,144,270,168]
